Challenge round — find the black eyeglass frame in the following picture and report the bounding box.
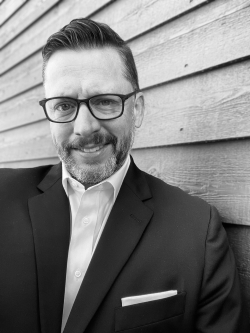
[39,90,139,123]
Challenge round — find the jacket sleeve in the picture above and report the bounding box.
[196,206,249,332]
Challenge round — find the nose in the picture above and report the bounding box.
[73,103,101,136]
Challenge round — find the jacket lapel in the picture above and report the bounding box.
[64,159,153,333]
[28,163,70,333]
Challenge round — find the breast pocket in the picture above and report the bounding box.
[115,291,186,332]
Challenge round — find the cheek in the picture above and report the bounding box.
[110,112,134,136]
[105,123,126,141]
[50,123,73,143]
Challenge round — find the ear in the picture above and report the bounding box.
[133,92,144,128]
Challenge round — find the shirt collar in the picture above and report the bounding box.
[62,155,130,200]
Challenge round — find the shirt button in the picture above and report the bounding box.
[82,217,89,224]
[71,180,78,188]
[75,271,82,278]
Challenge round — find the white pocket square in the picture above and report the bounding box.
[121,290,177,307]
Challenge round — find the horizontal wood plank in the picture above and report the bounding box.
[131,140,250,226]
[134,60,250,148]
[0,120,55,162]
[0,50,42,103]
[135,3,250,89]
[92,0,212,41]
[0,0,62,48]
[0,0,28,27]
[129,0,250,58]
[0,85,45,132]
[1,2,250,102]
[224,224,250,316]
[0,0,112,74]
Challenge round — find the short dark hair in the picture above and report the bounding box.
[42,18,139,89]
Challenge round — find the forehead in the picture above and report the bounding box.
[44,47,131,96]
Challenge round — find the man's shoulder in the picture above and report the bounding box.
[141,170,215,238]
[0,164,57,194]
[0,164,53,179]
[143,169,210,213]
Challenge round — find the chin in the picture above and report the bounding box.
[65,154,119,186]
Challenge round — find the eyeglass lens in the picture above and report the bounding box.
[45,95,123,122]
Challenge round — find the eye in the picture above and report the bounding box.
[100,99,112,106]
[91,96,120,108]
[95,98,115,106]
[54,102,76,112]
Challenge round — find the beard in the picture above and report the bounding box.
[53,125,135,187]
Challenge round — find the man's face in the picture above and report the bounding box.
[44,48,144,187]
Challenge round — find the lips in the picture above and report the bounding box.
[79,145,105,153]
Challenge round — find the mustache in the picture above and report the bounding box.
[62,133,117,151]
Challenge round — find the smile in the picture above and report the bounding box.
[81,145,104,153]
[72,144,109,155]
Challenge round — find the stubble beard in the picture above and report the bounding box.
[53,125,135,187]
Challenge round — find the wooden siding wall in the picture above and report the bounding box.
[0,0,250,317]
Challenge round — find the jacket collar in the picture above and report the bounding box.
[37,162,62,192]
[29,162,70,333]
[37,156,152,201]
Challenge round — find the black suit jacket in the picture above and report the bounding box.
[0,159,248,332]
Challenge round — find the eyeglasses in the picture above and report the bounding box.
[39,91,139,123]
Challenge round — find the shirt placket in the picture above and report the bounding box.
[62,189,98,327]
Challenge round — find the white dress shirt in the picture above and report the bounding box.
[61,156,130,331]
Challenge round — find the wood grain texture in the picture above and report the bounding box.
[0,0,62,48]
[0,0,212,74]
[0,85,45,132]
[0,0,250,73]
[0,0,112,74]
[224,224,250,317]
[92,0,212,41]
[2,0,247,75]
[0,0,28,27]
[0,119,55,162]
[0,50,42,102]
[135,60,250,148]
[1,1,250,102]
[130,0,250,58]
[131,141,250,226]
[135,2,250,89]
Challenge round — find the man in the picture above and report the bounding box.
[0,18,248,333]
